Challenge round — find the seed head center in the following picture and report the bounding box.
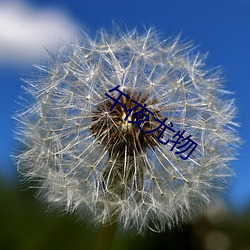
[120,109,133,132]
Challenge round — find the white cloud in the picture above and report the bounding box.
[0,1,78,65]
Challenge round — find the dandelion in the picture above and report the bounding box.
[14,27,239,234]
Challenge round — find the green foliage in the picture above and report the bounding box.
[1,177,250,250]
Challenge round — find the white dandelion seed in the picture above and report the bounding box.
[14,27,240,233]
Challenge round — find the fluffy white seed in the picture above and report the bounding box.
[14,28,240,233]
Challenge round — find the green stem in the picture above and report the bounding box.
[94,221,117,250]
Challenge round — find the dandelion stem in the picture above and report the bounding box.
[94,221,117,250]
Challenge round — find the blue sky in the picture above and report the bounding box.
[1,0,249,210]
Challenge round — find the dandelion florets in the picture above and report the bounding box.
[14,28,240,233]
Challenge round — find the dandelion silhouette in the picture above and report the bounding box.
[14,28,239,233]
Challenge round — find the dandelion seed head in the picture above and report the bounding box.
[14,27,240,233]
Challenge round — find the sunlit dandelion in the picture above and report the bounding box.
[14,27,240,233]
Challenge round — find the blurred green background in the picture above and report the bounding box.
[1,174,250,250]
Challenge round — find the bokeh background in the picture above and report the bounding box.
[1,0,250,249]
